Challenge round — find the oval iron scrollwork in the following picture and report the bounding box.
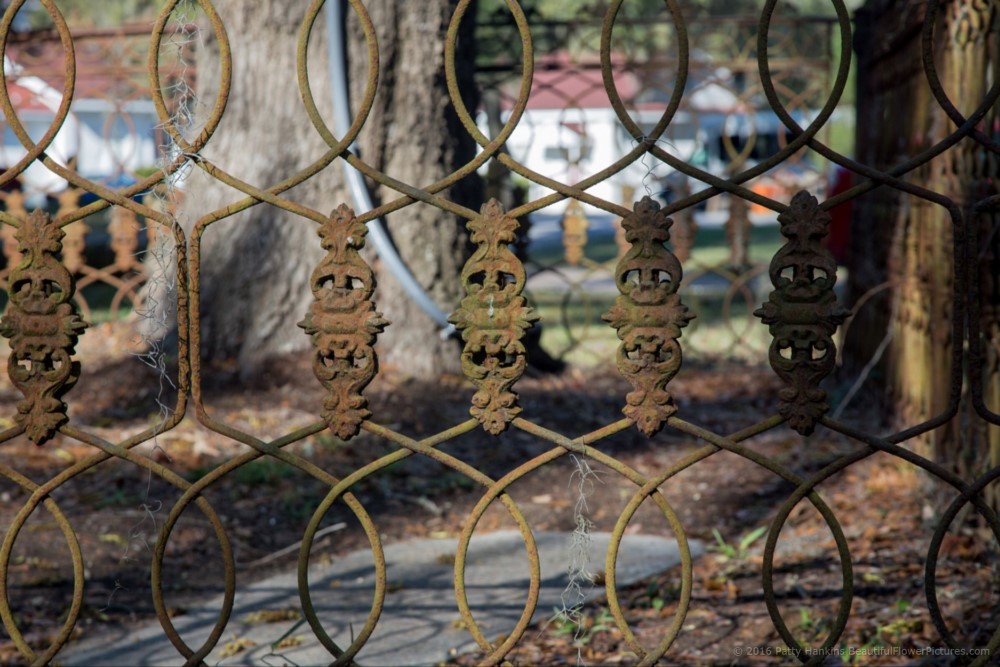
[0,210,88,445]
[754,191,850,435]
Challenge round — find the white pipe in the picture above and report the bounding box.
[325,0,457,338]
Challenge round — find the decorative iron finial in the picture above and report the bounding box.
[603,196,693,436]
[0,211,88,444]
[449,199,539,435]
[299,205,388,440]
[754,191,850,435]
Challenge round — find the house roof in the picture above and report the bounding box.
[4,24,192,105]
[523,55,641,110]
[499,52,751,116]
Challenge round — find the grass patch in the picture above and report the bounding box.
[525,219,784,269]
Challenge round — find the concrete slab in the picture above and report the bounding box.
[63,531,700,666]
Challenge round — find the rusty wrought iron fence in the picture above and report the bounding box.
[0,21,189,322]
[0,0,997,665]
[476,12,839,364]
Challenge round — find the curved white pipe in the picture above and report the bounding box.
[324,0,456,338]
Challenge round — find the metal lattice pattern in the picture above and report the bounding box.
[0,0,997,665]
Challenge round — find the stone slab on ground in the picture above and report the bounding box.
[63,530,700,666]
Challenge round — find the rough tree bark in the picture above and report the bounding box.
[177,0,478,380]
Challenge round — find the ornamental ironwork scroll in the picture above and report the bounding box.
[299,205,388,440]
[754,191,849,435]
[0,211,88,445]
[603,197,693,436]
[449,199,539,435]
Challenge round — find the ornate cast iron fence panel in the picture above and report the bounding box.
[0,1,997,666]
[475,11,838,364]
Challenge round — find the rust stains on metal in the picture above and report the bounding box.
[299,204,388,440]
[755,190,849,436]
[0,210,87,444]
[449,199,539,435]
[603,196,693,436]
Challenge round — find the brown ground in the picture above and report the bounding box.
[0,321,996,666]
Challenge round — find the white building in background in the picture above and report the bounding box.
[478,53,822,229]
[1,55,159,206]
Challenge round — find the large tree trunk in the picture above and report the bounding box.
[178,0,478,380]
[850,0,1000,508]
[347,1,480,377]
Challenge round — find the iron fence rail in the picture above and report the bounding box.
[0,0,997,665]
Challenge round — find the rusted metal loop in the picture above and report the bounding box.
[0,406,196,660]
[454,465,543,659]
[755,0,853,164]
[297,0,379,155]
[604,459,694,663]
[298,520,383,666]
[152,421,337,661]
[921,0,1000,155]
[295,419,526,664]
[600,0,688,152]
[152,408,388,665]
[0,421,224,665]
[624,0,851,219]
[760,442,867,663]
[0,0,188,224]
[454,5,686,219]
[0,451,85,666]
[26,0,224,224]
[0,0,76,192]
[55,426,236,665]
[924,464,1000,663]
[297,422,486,663]
[601,416,788,660]
[446,0,533,157]
[756,3,993,216]
[454,416,640,661]
[296,0,525,226]
[665,417,854,664]
[809,421,1000,659]
[509,416,696,663]
[148,0,231,161]
[450,418,645,660]
[155,4,349,230]
[822,417,1000,658]
[247,418,494,664]
[607,0,848,220]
